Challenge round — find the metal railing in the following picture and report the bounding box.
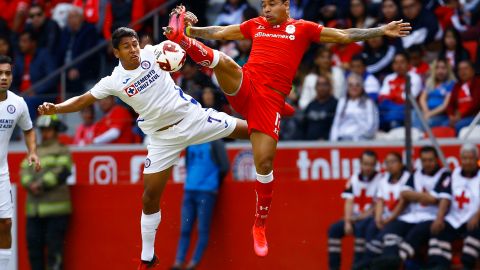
[26,0,179,102]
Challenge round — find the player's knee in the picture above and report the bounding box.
[142,188,160,206]
[256,158,273,175]
[0,219,12,235]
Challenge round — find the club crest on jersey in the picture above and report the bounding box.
[7,105,15,114]
[125,84,139,97]
[141,61,151,70]
[286,25,296,34]
[145,158,151,168]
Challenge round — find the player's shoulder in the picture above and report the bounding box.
[6,91,27,105]
[293,19,322,28]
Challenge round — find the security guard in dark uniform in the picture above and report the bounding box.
[20,115,72,270]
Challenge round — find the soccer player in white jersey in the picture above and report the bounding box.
[427,144,480,270]
[37,27,248,269]
[0,55,40,270]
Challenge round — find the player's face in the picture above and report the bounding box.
[420,151,438,175]
[460,151,478,173]
[0,63,13,93]
[385,154,403,175]
[262,0,289,25]
[114,36,141,69]
[360,155,377,177]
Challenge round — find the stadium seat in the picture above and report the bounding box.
[385,127,424,140]
[425,126,456,138]
[458,125,480,139]
[463,41,478,62]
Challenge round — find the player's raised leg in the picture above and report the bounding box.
[164,6,242,95]
[250,131,277,257]
[138,168,172,270]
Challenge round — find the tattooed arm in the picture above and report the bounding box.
[320,20,412,44]
[187,25,245,40]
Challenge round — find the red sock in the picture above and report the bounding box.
[255,180,274,227]
[177,36,219,68]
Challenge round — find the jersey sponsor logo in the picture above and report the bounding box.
[286,25,296,34]
[6,105,15,114]
[124,70,160,97]
[257,25,265,29]
[141,61,151,70]
[254,31,295,41]
[0,119,14,129]
[125,84,139,97]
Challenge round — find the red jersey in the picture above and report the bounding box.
[93,105,135,144]
[448,77,480,118]
[240,17,323,95]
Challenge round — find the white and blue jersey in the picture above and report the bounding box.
[89,44,237,173]
[89,45,197,135]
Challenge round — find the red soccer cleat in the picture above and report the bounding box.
[281,102,295,117]
[137,255,159,270]
[165,6,186,44]
[252,225,269,257]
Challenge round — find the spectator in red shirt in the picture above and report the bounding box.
[92,96,135,144]
[408,45,430,82]
[73,105,95,145]
[0,0,29,32]
[445,60,480,134]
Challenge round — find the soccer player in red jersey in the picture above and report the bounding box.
[165,1,411,257]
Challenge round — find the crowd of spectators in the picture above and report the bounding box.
[2,0,480,144]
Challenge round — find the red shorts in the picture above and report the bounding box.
[225,69,285,141]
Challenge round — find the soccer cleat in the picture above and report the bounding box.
[137,255,159,270]
[281,102,295,117]
[252,225,269,257]
[165,5,186,44]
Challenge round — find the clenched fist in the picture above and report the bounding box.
[37,102,57,115]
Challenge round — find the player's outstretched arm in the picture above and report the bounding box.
[37,92,97,115]
[187,24,245,41]
[320,19,412,44]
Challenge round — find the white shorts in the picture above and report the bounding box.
[143,107,237,174]
[0,181,13,219]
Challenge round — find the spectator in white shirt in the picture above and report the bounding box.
[350,54,381,102]
[330,73,379,141]
[299,47,346,110]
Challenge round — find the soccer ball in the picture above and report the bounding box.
[154,41,187,72]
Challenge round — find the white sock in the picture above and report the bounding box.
[141,211,161,261]
[0,249,11,270]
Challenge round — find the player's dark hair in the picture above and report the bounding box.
[420,146,439,158]
[0,55,13,66]
[111,27,139,49]
[387,151,402,162]
[361,150,378,161]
